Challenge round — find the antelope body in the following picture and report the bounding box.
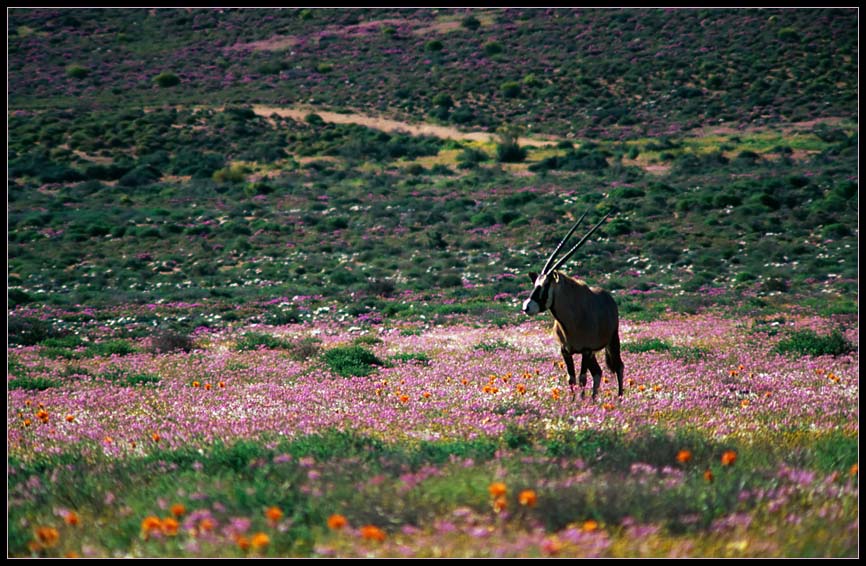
[522,211,624,400]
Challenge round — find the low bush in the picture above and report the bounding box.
[322,345,383,377]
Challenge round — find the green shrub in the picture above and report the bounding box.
[474,339,512,352]
[153,71,181,87]
[483,41,502,56]
[500,81,521,98]
[461,15,481,30]
[86,339,137,357]
[8,317,60,346]
[212,164,249,183]
[101,368,161,387]
[235,332,291,351]
[286,337,322,361]
[118,165,160,187]
[322,345,383,377]
[432,93,454,108]
[425,40,443,52]
[777,27,800,42]
[148,330,195,354]
[773,329,853,357]
[623,338,672,353]
[496,132,527,163]
[8,376,60,391]
[65,64,89,79]
[391,352,431,365]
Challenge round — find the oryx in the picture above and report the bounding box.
[522,210,624,400]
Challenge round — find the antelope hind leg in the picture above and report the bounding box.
[561,348,578,401]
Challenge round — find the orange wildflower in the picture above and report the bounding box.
[65,414,75,423]
[199,517,216,533]
[515,384,526,395]
[64,510,81,526]
[64,551,81,558]
[141,516,162,538]
[251,532,270,550]
[265,506,284,523]
[37,409,49,423]
[219,381,226,388]
[518,489,537,507]
[192,381,200,388]
[488,481,507,498]
[151,432,160,442]
[327,514,348,530]
[359,525,386,542]
[399,394,410,404]
[676,450,693,464]
[493,495,508,513]
[541,536,563,556]
[704,468,715,483]
[422,391,431,399]
[582,519,599,532]
[35,526,60,548]
[204,383,212,391]
[236,535,251,551]
[170,503,187,518]
[602,402,615,410]
[652,384,662,392]
[103,436,113,444]
[721,450,737,467]
[461,378,469,386]
[161,517,179,536]
[850,463,858,477]
[22,418,31,428]
[740,399,750,408]
[551,388,561,400]
[637,384,646,392]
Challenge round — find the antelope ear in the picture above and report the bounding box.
[528,272,538,283]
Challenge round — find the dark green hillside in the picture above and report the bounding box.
[6,8,858,332]
[7,8,857,137]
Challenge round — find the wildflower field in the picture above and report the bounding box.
[7,306,858,557]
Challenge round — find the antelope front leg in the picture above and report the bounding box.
[578,353,590,399]
[587,356,603,400]
[561,348,577,401]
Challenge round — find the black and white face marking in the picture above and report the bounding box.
[522,272,553,315]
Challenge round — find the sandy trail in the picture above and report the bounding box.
[251,104,559,147]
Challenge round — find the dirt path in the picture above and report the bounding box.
[250,104,560,147]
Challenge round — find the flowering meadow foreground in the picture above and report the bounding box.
[7,311,859,557]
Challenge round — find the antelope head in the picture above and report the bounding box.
[522,210,611,316]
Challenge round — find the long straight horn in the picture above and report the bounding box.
[541,210,589,275]
[548,212,611,274]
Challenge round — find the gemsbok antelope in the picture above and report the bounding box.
[522,210,624,400]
